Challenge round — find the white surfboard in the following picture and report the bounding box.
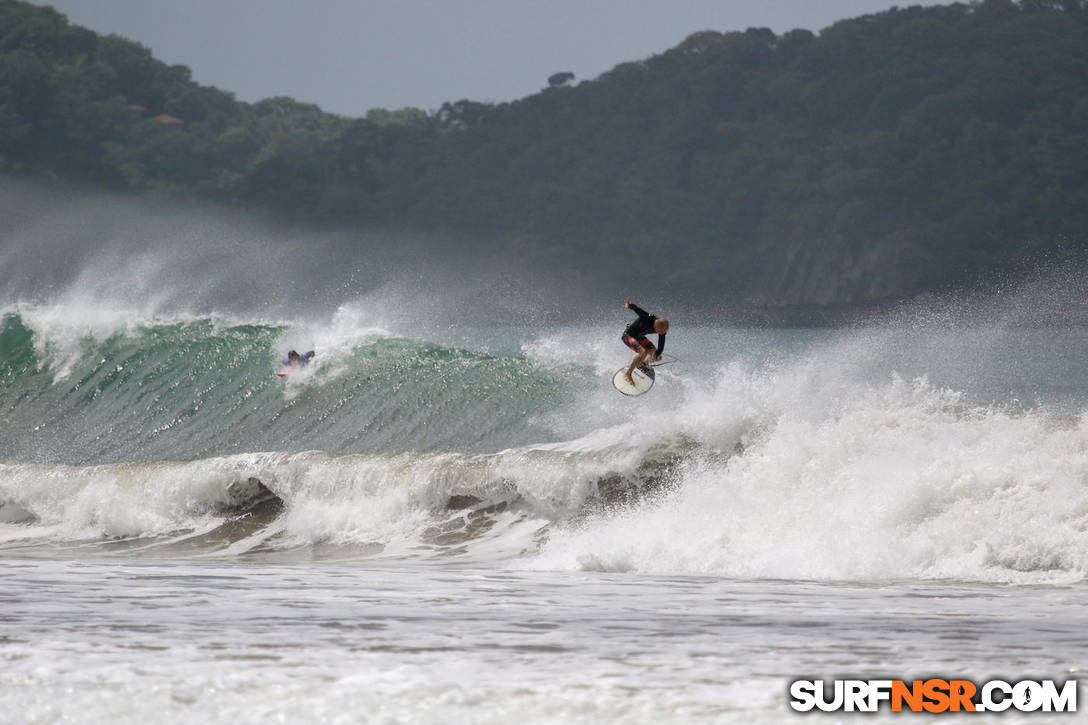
[612,364,655,396]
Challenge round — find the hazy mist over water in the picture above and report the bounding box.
[0,178,606,326]
[7,177,1088,330]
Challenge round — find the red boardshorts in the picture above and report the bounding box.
[622,333,655,353]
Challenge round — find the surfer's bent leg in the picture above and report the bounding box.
[622,334,655,383]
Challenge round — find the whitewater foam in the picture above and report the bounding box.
[0,425,670,558]
[529,372,1088,583]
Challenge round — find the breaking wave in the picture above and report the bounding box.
[3,304,1088,583]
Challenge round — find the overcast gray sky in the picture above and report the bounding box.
[37,1,945,117]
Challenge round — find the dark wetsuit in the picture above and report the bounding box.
[622,302,666,357]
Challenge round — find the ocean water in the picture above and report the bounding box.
[2,301,1088,723]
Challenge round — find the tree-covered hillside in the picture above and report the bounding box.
[2,0,1086,312]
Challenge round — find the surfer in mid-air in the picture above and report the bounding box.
[622,298,668,385]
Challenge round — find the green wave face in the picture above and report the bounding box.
[0,313,583,465]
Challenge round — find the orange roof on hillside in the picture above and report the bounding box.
[152,114,184,125]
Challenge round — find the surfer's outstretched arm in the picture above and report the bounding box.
[626,300,652,321]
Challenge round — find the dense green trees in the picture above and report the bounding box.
[1,0,1087,311]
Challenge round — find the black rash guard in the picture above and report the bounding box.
[625,302,666,356]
